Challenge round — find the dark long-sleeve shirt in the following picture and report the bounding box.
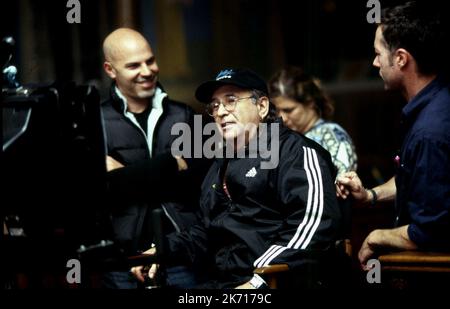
[395,76,450,250]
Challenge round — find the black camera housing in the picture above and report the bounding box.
[2,82,115,281]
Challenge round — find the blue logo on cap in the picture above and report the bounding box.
[216,69,234,80]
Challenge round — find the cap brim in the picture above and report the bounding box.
[195,80,253,103]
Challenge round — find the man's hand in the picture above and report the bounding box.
[235,281,256,289]
[358,230,379,270]
[174,155,188,171]
[130,247,158,283]
[358,226,417,270]
[335,171,368,201]
[106,155,124,172]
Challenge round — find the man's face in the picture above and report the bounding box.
[373,26,402,90]
[211,85,261,144]
[106,39,159,101]
[272,96,316,134]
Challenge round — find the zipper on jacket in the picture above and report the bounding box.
[222,182,231,201]
[115,86,167,157]
[221,160,234,206]
[161,204,181,233]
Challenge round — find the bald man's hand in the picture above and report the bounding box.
[106,155,124,172]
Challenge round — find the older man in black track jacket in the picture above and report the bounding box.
[132,68,345,289]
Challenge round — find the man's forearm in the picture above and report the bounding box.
[370,225,418,251]
[367,176,397,203]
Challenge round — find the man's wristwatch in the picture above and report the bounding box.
[367,188,378,206]
[249,274,268,289]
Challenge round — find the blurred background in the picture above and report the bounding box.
[2,0,408,188]
[3,0,419,286]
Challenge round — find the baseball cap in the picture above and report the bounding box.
[195,68,268,103]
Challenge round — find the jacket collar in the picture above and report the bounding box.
[109,81,167,114]
[401,75,448,128]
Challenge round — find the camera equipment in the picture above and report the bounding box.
[1,36,115,287]
[2,81,109,242]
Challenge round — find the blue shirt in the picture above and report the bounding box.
[395,76,450,249]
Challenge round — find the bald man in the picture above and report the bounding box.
[101,28,208,288]
[103,28,159,112]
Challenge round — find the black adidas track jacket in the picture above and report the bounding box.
[167,120,343,287]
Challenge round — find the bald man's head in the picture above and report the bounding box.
[103,28,151,62]
[103,28,159,104]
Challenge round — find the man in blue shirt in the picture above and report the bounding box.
[335,1,450,269]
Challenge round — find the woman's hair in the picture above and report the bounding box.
[268,66,334,120]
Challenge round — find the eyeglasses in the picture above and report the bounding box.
[206,95,255,116]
